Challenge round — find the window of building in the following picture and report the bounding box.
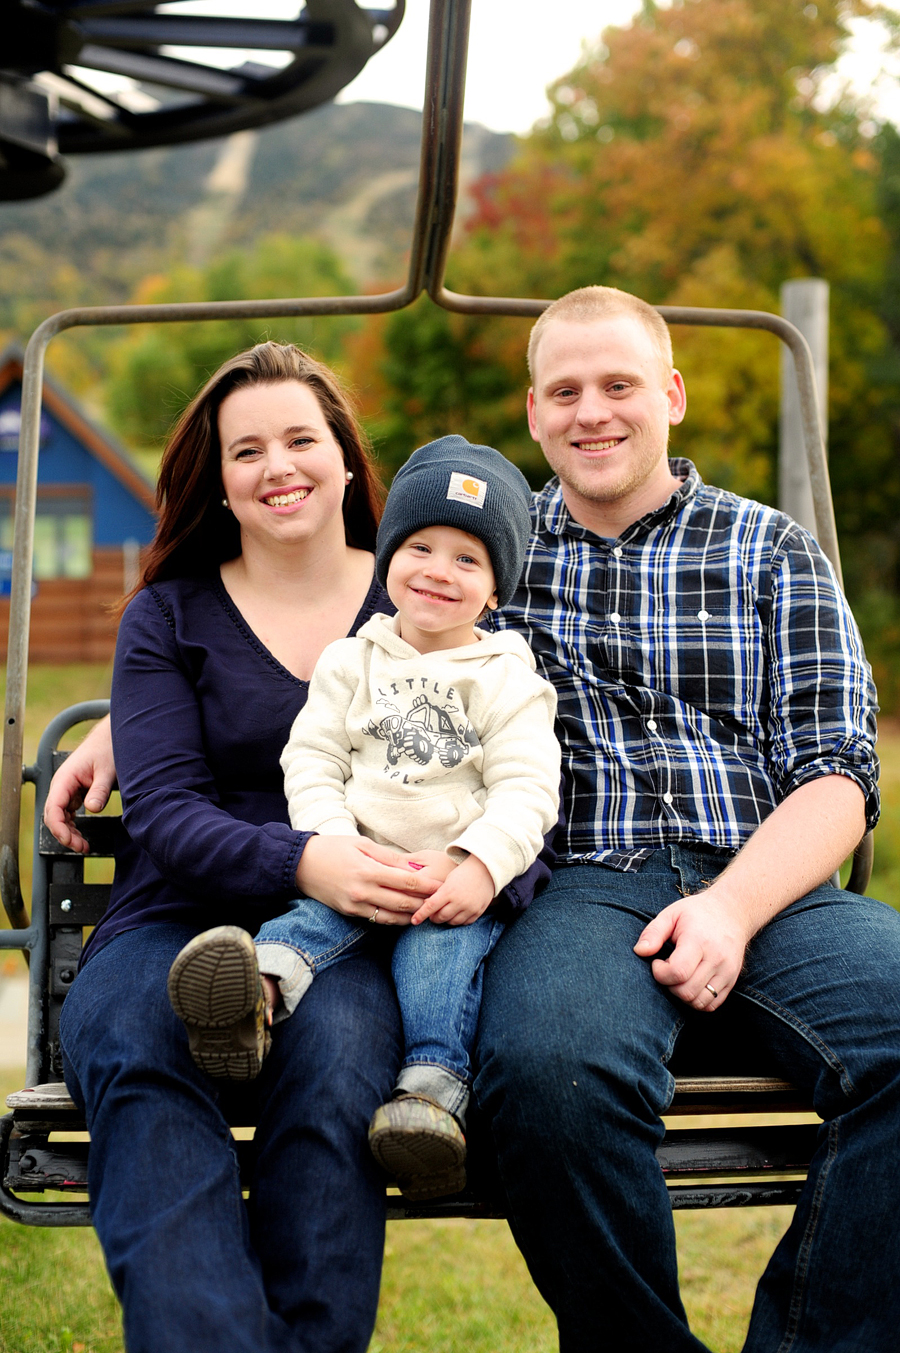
[0,490,92,579]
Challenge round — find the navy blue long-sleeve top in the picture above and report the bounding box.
[86,571,554,964]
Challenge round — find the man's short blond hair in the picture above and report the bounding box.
[527,286,674,383]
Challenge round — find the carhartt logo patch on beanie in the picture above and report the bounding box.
[447,473,487,508]
[375,435,533,608]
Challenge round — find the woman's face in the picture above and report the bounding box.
[218,380,348,554]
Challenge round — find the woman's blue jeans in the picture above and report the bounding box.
[60,922,403,1353]
[256,898,504,1121]
[475,846,900,1353]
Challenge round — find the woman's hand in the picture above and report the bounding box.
[296,835,440,926]
[43,715,117,855]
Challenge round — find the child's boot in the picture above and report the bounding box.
[368,1093,466,1201]
[167,925,270,1080]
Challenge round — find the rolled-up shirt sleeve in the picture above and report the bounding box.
[765,525,880,830]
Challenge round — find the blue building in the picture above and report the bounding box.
[0,345,156,662]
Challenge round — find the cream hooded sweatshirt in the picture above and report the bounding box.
[280,612,560,894]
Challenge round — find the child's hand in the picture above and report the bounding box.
[260,973,281,1026]
[411,854,495,926]
[404,849,458,885]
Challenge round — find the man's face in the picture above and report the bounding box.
[527,315,687,529]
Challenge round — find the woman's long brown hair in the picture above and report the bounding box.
[124,343,384,608]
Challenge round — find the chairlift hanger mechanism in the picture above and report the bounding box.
[1,0,404,199]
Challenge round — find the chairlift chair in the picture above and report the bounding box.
[0,0,875,1226]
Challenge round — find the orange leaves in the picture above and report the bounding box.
[462,0,884,307]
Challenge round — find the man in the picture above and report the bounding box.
[474,286,900,1351]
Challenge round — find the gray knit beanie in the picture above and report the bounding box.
[375,435,532,607]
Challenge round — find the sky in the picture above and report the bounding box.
[336,0,900,136]
[90,0,900,137]
[337,0,640,134]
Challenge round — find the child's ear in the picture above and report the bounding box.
[485,592,499,611]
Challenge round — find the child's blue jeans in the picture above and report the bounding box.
[256,898,504,1122]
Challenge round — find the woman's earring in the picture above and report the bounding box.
[221,498,230,509]
[345,471,354,482]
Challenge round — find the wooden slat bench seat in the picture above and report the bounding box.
[1,1073,819,1221]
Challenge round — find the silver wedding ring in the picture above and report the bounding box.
[705,983,718,999]
[369,907,380,924]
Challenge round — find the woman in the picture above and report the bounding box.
[53,342,444,1353]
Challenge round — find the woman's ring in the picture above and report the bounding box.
[705,983,718,999]
[369,907,380,924]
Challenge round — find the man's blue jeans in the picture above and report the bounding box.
[256,898,504,1121]
[475,846,900,1353]
[60,922,403,1353]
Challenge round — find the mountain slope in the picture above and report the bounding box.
[0,103,515,327]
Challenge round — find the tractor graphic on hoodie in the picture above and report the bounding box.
[364,693,479,769]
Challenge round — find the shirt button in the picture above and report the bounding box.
[613,546,623,558]
[663,792,674,805]
[610,612,621,624]
[697,609,710,621]
[647,720,657,732]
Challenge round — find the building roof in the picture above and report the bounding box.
[0,343,156,515]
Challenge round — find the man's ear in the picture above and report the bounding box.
[667,370,687,425]
[526,388,541,443]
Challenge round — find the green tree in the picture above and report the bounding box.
[104,235,357,451]
[349,299,543,482]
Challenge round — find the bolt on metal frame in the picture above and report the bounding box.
[0,0,863,976]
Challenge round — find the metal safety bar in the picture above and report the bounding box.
[0,0,837,930]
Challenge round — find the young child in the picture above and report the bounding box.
[168,436,560,1200]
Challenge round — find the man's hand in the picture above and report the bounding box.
[633,890,752,1011]
[411,853,495,926]
[43,715,117,855]
[634,776,869,1011]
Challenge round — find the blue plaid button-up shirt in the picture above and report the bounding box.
[487,459,879,870]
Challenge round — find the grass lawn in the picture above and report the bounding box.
[373,1207,792,1353]
[0,671,894,1350]
[0,1166,790,1353]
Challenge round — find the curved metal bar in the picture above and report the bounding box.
[435,292,838,583]
[437,291,550,317]
[22,701,113,1085]
[846,832,874,895]
[418,0,472,296]
[658,306,838,583]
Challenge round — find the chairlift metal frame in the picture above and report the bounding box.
[0,0,873,1227]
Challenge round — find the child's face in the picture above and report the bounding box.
[386,524,498,653]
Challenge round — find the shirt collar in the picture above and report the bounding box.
[535,457,701,545]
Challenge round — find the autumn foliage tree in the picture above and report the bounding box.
[352,0,900,701]
[103,235,357,450]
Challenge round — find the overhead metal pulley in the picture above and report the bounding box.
[1,0,404,199]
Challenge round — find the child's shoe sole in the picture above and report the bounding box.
[368,1095,466,1201]
[167,925,268,1080]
